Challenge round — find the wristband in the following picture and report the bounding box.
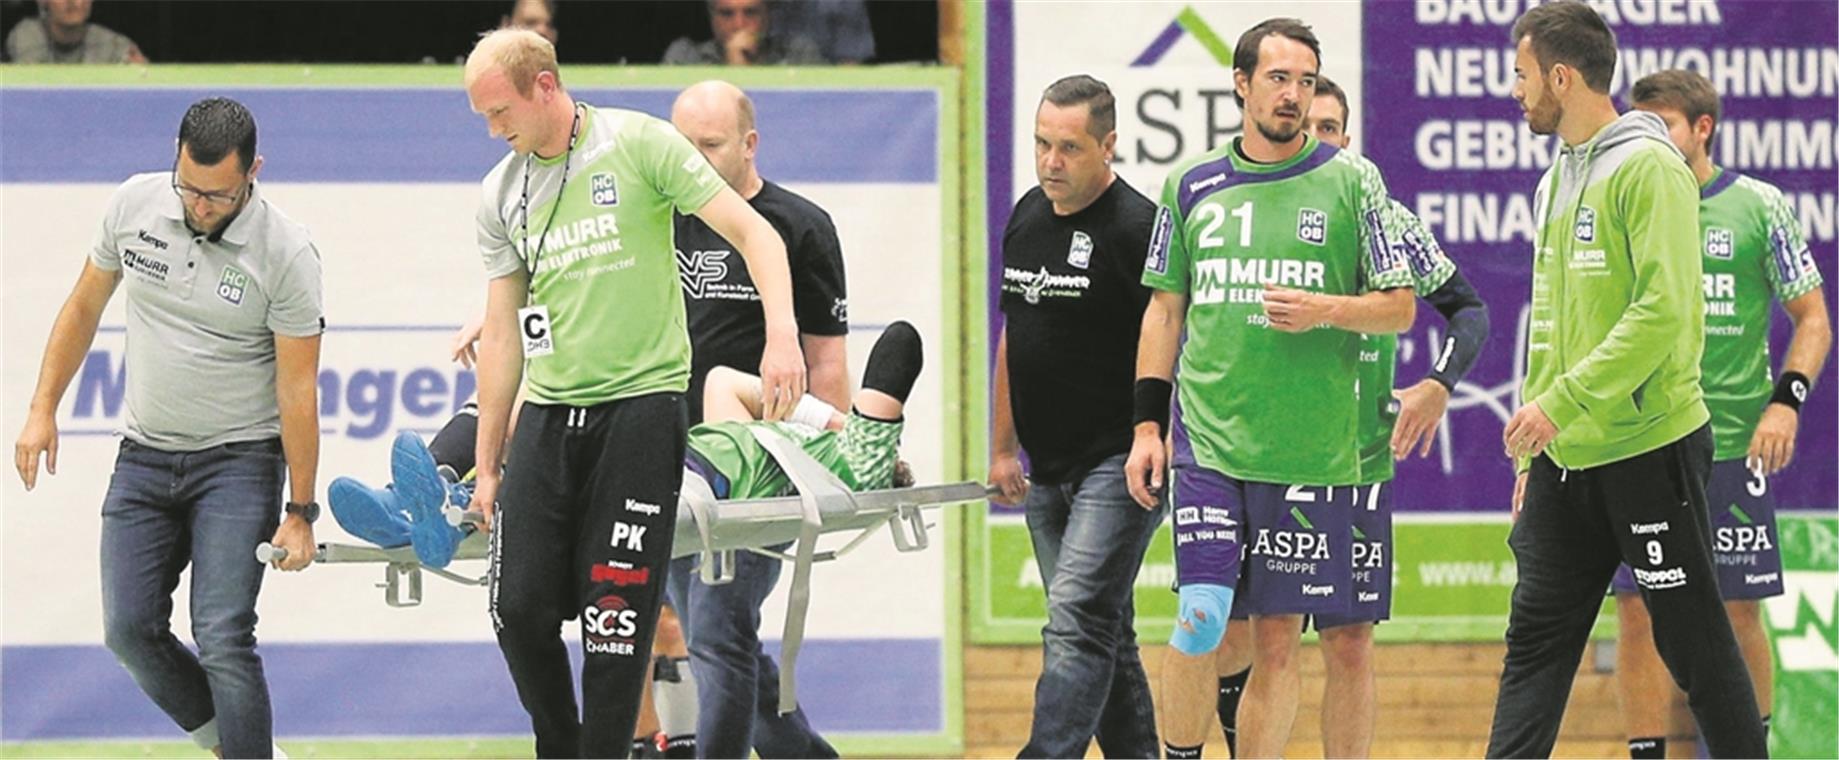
[1771,371,1810,412]
[1133,378,1173,434]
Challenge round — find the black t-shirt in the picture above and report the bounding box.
[676,180,849,423]
[1000,177,1156,484]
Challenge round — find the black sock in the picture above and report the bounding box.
[1762,713,1771,738]
[851,405,902,424]
[1628,737,1665,759]
[861,320,922,404]
[1218,665,1250,755]
[1165,743,1203,759]
[426,402,479,475]
[630,737,650,758]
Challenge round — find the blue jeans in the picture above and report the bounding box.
[668,547,837,759]
[100,438,284,759]
[1018,453,1165,759]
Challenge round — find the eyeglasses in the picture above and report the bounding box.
[172,181,246,208]
[170,156,249,208]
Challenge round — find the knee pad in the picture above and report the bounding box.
[862,320,922,405]
[1169,583,1234,656]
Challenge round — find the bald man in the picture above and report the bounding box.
[461,31,806,758]
[665,79,848,759]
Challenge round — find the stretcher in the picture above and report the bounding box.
[256,427,994,712]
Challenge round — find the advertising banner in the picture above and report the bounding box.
[1,68,963,754]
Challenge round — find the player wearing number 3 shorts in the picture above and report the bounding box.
[1605,68,1831,760]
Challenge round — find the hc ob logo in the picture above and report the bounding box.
[590,172,619,207]
[1296,208,1327,246]
[217,266,248,306]
[1574,206,1597,243]
[1705,227,1735,259]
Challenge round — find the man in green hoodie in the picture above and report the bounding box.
[1486,3,1767,758]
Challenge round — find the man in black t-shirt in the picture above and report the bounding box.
[665,79,846,760]
[673,83,850,424]
[992,75,1164,759]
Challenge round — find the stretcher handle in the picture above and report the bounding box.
[255,543,286,563]
[443,505,487,528]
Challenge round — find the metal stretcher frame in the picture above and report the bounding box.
[259,430,992,712]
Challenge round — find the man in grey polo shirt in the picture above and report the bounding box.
[13,97,324,760]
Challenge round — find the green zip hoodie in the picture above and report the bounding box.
[1521,110,1709,471]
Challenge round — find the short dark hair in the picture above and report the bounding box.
[1313,74,1349,124]
[177,97,257,173]
[1631,68,1721,152]
[1232,18,1321,107]
[1511,1,1616,94]
[1040,74,1116,141]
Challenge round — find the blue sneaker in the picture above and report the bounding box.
[327,476,413,548]
[391,431,467,568]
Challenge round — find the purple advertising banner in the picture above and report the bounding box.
[1364,0,1838,512]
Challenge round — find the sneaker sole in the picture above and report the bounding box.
[391,431,460,568]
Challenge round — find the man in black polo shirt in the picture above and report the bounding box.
[666,79,849,760]
[991,74,1163,759]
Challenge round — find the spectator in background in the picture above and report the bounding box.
[768,0,873,63]
[663,0,822,67]
[502,0,557,46]
[5,0,146,63]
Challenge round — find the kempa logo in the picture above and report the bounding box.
[1132,6,1233,67]
[1187,172,1227,194]
[676,248,731,298]
[136,229,169,250]
[624,498,662,516]
[1302,584,1334,597]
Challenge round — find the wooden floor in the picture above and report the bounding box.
[962,641,1700,758]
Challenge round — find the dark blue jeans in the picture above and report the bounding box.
[100,438,284,759]
[1019,452,1165,759]
[667,547,837,759]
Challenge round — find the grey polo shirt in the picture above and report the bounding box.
[90,172,324,451]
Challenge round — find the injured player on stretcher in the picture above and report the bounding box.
[324,319,924,571]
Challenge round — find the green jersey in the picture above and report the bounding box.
[1357,200,1458,485]
[477,106,725,406]
[1698,168,1825,461]
[1143,136,1417,485]
[688,415,903,500]
[1521,112,1709,471]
